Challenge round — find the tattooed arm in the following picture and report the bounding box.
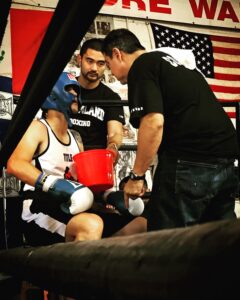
[70,129,84,152]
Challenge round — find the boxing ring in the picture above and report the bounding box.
[1,0,240,299]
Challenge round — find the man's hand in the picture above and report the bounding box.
[123,179,146,209]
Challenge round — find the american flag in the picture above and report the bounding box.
[150,23,240,107]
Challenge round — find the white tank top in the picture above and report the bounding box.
[24,118,80,191]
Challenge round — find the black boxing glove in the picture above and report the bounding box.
[106,191,144,216]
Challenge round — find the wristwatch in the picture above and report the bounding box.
[129,171,145,181]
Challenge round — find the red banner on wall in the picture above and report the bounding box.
[10,8,53,95]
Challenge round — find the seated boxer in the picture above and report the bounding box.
[7,72,144,246]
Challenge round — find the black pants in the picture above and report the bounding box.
[147,153,238,231]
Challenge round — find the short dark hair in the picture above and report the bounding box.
[102,28,145,57]
[80,38,104,56]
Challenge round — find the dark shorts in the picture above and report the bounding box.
[146,153,239,231]
[22,191,134,246]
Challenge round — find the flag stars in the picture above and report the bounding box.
[150,23,214,78]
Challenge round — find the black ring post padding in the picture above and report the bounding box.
[0,219,240,299]
[84,144,137,151]
[0,0,105,169]
[13,95,129,107]
[0,0,11,47]
[82,100,130,106]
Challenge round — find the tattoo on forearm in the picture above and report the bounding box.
[70,129,82,144]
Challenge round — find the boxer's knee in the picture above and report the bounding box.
[65,212,104,242]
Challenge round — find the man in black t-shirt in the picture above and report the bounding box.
[69,40,146,234]
[69,38,125,163]
[102,29,240,231]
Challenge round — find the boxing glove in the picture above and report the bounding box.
[106,191,144,216]
[35,173,94,215]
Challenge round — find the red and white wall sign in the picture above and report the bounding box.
[101,0,240,29]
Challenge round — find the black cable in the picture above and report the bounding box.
[0,0,12,47]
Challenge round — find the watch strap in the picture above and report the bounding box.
[129,171,145,181]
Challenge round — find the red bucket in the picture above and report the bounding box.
[73,149,114,193]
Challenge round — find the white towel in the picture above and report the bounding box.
[150,47,204,76]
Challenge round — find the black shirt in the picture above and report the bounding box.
[70,82,125,148]
[128,51,239,159]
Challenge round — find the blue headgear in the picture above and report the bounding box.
[42,72,81,127]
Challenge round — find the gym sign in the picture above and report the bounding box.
[0,93,13,119]
[0,173,20,197]
[101,0,240,29]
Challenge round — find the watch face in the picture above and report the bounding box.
[130,172,135,179]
